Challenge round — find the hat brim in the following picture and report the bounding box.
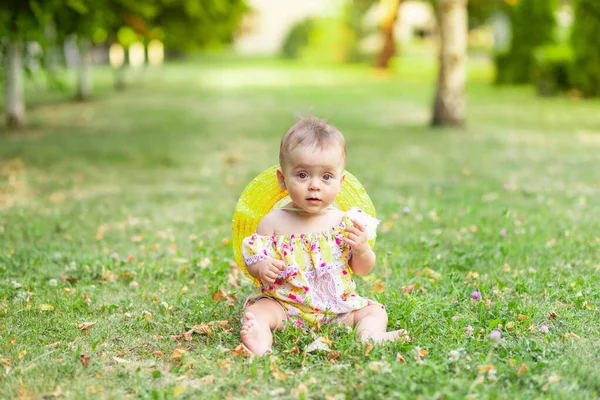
[232,165,376,285]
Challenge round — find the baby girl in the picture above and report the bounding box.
[240,116,408,355]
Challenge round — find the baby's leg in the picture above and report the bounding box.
[241,298,286,355]
[345,305,409,343]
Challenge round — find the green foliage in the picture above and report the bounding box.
[280,0,377,63]
[148,0,249,51]
[495,0,557,85]
[571,0,600,97]
[280,18,315,59]
[532,45,574,96]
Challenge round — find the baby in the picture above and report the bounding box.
[240,116,407,355]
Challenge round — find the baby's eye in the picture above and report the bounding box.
[323,174,333,181]
[298,172,308,179]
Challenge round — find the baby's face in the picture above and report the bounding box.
[278,144,345,214]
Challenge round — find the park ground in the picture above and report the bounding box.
[0,55,599,399]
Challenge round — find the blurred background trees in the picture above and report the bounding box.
[1,0,599,131]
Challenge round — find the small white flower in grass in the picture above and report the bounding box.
[111,252,119,260]
[403,207,410,214]
[48,279,58,287]
[540,325,549,333]
[503,183,510,190]
[11,281,21,289]
[500,229,507,237]
[449,350,460,362]
[490,330,502,341]
[464,326,474,337]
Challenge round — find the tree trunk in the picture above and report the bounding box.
[375,0,402,69]
[431,0,467,127]
[4,41,25,129]
[75,38,92,101]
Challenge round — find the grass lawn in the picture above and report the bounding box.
[1,56,599,399]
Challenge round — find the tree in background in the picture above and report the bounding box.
[149,0,247,52]
[375,0,402,69]
[431,0,468,127]
[0,0,59,128]
[571,0,600,97]
[495,0,556,85]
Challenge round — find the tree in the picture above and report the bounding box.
[375,0,402,69]
[0,0,58,128]
[495,0,556,84]
[571,0,600,97]
[149,0,248,51]
[431,0,468,127]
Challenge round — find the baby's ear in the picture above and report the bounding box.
[340,172,346,184]
[276,168,286,190]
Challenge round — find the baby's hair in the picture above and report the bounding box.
[279,116,346,166]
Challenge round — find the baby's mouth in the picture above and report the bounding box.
[306,197,322,203]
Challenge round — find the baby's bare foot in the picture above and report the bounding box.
[362,329,411,344]
[240,312,272,355]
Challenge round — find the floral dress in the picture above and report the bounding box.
[242,208,382,327]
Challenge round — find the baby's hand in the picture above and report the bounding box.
[256,258,286,285]
[344,219,371,256]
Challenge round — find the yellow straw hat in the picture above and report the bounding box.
[232,165,376,285]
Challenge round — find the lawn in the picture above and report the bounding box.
[1,56,599,399]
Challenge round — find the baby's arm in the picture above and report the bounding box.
[245,213,285,284]
[345,220,376,276]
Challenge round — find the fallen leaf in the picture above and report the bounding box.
[218,320,229,329]
[548,311,559,319]
[200,375,214,384]
[217,358,232,370]
[374,280,386,293]
[416,348,429,358]
[232,344,254,357]
[171,348,186,361]
[193,323,212,335]
[113,357,130,364]
[364,342,373,356]
[563,332,580,339]
[477,364,495,373]
[173,385,186,397]
[38,304,54,311]
[327,350,341,361]
[18,350,26,359]
[152,350,164,359]
[79,354,91,368]
[78,322,96,331]
[396,352,406,363]
[368,361,391,373]
[517,363,527,376]
[506,321,515,329]
[8,337,16,345]
[518,314,527,321]
[63,288,76,295]
[270,359,288,380]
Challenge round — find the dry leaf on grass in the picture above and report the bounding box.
[200,375,214,384]
[232,344,254,357]
[77,322,96,331]
[374,280,386,293]
[364,342,374,357]
[270,359,289,380]
[396,352,406,363]
[171,348,186,361]
[79,354,91,368]
[517,363,527,376]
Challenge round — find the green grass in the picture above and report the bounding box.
[1,56,599,399]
